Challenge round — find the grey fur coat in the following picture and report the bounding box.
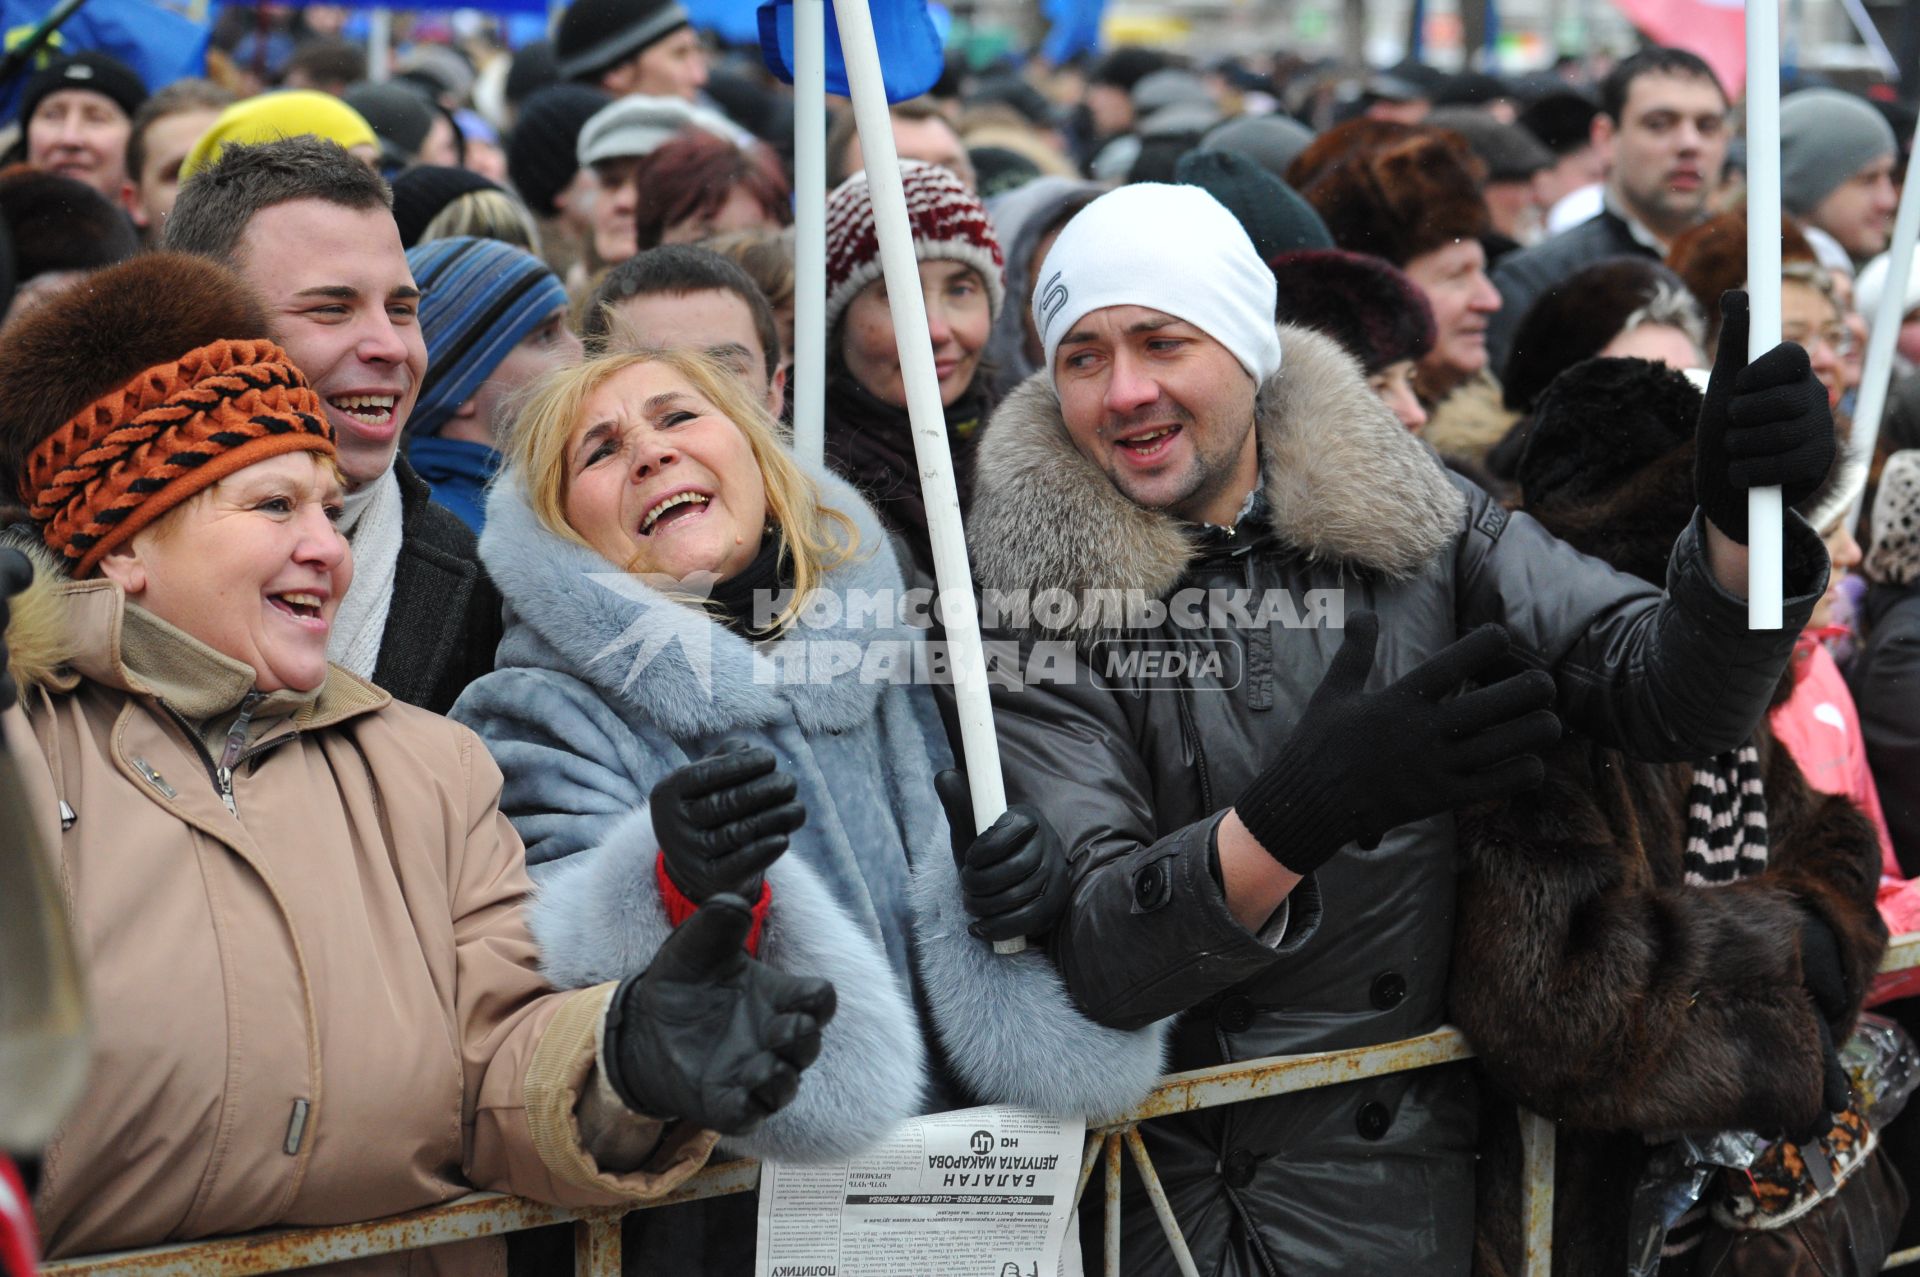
[452,465,1169,1163]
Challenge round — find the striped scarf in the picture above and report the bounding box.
[1663,742,1771,1261]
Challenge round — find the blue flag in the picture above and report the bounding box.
[0,0,207,121]
[756,0,944,103]
[1040,0,1102,63]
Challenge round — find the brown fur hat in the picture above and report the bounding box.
[1287,119,1490,267]
[1666,210,1818,328]
[0,252,272,503]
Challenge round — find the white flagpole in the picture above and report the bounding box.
[369,7,392,82]
[1747,0,1784,629]
[833,0,1022,954]
[1846,112,1920,533]
[791,0,827,465]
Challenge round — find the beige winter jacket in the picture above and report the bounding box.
[4,566,717,1271]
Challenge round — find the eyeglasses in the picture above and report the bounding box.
[1782,325,1858,359]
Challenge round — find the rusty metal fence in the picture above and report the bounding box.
[42,931,1920,1277]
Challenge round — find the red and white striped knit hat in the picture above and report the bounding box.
[824,160,1006,336]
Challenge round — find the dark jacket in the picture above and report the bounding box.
[1852,581,1920,875]
[1489,208,1659,376]
[965,324,1828,1277]
[373,454,503,716]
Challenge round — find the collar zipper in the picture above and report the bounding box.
[155,693,296,819]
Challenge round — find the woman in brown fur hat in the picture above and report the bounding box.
[0,252,838,1269]
[1451,354,1891,1275]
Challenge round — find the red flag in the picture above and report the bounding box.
[1611,0,1748,98]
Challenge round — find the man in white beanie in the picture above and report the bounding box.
[962,182,1842,1275]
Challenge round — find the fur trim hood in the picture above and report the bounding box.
[3,535,71,697]
[968,322,1464,633]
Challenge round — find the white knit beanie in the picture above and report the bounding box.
[1032,182,1281,385]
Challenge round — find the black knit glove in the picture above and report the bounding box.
[934,769,1071,943]
[651,740,806,903]
[602,894,838,1135]
[0,548,29,713]
[1694,290,1838,544]
[1799,910,1855,1123]
[1235,612,1561,875]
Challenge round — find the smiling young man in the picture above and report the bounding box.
[966,181,1838,1276]
[1488,48,1729,372]
[164,136,503,715]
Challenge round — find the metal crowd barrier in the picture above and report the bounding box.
[43,930,1920,1277]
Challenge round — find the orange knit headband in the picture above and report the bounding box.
[23,338,336,578]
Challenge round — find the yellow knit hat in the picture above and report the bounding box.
[179,90,378,180]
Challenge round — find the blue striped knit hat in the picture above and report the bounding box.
[407,237,569,437]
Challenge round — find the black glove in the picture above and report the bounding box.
[1694,289,1838,544]
[1235,612,1561,875]
[651,739,806,903]
[1799,910,1855,1122]
[934,769,1071,943]
[602,893,838,1135]
[0,548,32,714]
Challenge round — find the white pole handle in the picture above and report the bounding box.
[1746,0,1784,630]
[831,0,1022,954]
[1846,111,1920,534]
[790,0,827,467]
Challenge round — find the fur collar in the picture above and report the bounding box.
[480,465,914,739]
[968,323,1464,614]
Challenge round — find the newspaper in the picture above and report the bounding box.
[755,1104,1087,1277]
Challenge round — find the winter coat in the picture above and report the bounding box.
[1453,727,1885,1277]
[822,362,993,581]
[375,453,504,716]
[1853,580,1920,877]
[1488,208,1660,375]
[965,323,1828,1277]
[450,465,1171,1166]
[4,551,715,1273]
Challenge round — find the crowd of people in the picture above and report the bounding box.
[4,6,1920,1275]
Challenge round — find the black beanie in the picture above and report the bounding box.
[1091,47,1167,93]
[344,81,436,162]
[505,39,559,108]
[1269,248,1435,373]
[0,169,138,280]
[17,52,146,126]
[390,165,501,247]
[507,83,610,218]
[1175,149,1333,259]
[555,0,689,82]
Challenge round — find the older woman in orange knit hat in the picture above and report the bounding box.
[0,252,836,1270]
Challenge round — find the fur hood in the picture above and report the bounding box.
[480,464,914,739]
[3,534,72,698]
[968,322,1464,632]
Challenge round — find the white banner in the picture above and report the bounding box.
[755,1105,1087,1277]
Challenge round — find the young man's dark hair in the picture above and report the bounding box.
[163,135,391,263]
[126,80,236,189]
[583,244,781,381]
[825,97,962,187]
[283,37,369,95]
[1600,46,1724,122]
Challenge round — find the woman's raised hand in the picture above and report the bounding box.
[651,739,807,902]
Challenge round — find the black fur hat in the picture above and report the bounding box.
[1517,356,1702,583]
[1269,248,1434,373]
